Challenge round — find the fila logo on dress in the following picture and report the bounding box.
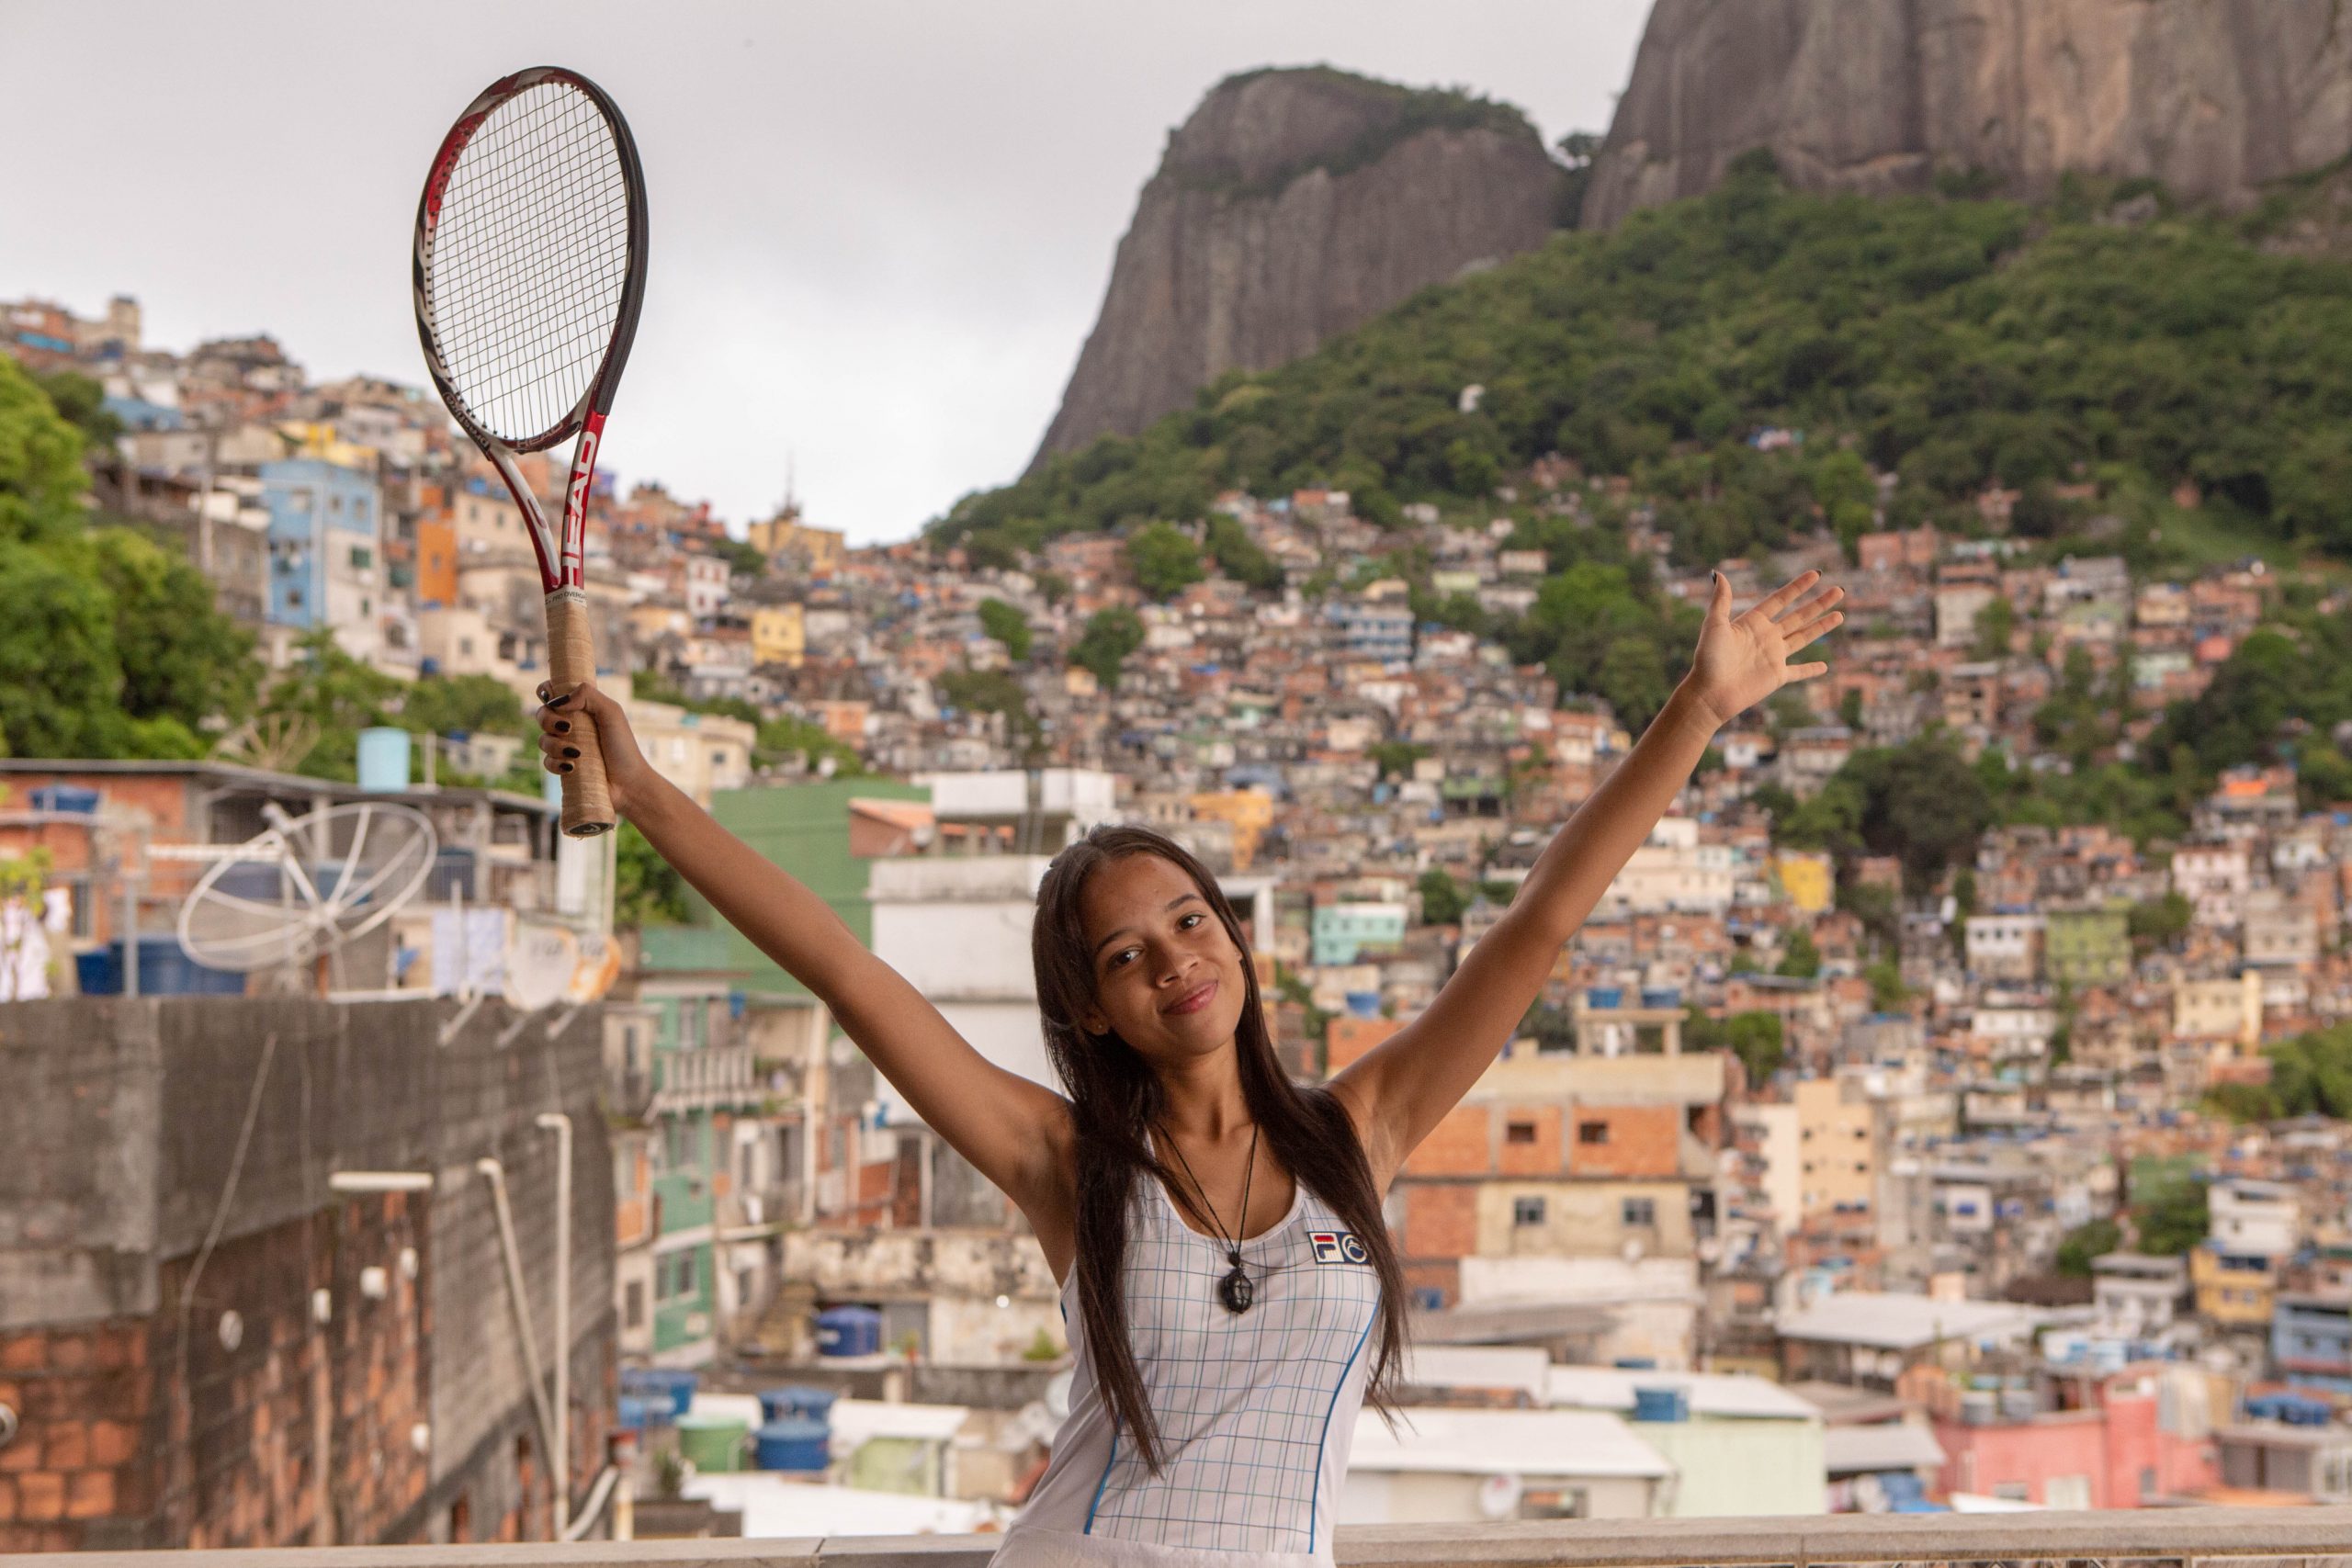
[1307,1230,1369,1265]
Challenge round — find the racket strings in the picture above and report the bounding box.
[433,92,624,413]
[424,81,631,445]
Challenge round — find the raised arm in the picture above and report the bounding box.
[1331,570,1843,1185]
[536,684,1074,1234]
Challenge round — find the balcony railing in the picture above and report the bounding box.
[23,1506,2352,1567]
[651,1043,759,1111]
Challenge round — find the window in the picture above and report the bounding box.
[1577,1121,1610,1145]
[1623,1198,1657,1228]
[625,1280,645,1328]
[1993,1483,2030,1503]
[1513,1197,1546,1227]
[1506,1121,1537,1145]
[351,546,372,570]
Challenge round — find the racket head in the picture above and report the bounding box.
[412,66,649,455]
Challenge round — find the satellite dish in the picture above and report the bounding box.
[1477,1472,1522,1520]
[178,801,436,976]
[504,919,580,1012]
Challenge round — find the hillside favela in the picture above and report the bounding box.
[9,5,2352,1567]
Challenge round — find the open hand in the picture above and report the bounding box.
[1685,569,1843,728]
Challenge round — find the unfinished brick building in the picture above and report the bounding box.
[0,996,615,1551]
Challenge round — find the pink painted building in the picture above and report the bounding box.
[1932,1368,2219,1508]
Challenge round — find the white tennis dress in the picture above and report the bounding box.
[990,1162,1384,1566]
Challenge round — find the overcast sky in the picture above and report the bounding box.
[1,2,1650,543]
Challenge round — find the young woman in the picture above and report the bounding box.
[536,568,1840,1564]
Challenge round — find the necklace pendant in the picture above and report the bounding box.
[1219,1264,1253,1314]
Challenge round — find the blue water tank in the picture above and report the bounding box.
[1343,991,1381,1020]
[753,1417,831,1472]
[814,1305,882,1358]
[616,1394,662,1430]
[620,1367,698,1417]
[1588,987,1623,1009]
[1631,1386,1690,1423]
[77,938,245,997]
[356,727,412,792]
[28,784,99,814]
[759,1385,839,1424]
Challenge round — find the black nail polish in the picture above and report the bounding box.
[556,722,571,734]
[563,748,580,759]
[559,762,573,773]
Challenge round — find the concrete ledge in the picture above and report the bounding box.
[24,1506,2352,1567]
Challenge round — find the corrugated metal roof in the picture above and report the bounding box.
[1824,1422,1948,1474]
[1776,1291,2047,1350]
[1544,1364,1821,1422]
[1348,1407,1672,1479]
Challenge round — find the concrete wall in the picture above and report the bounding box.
[0,997,616,1552]
[1638,1418,1826,1517]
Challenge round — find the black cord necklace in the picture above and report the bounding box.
[1163,1122,1259,1314]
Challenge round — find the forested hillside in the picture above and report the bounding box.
[943,154,2352,574]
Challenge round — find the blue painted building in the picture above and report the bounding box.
[2274,1293,2352,1394]
[263,458,382,660]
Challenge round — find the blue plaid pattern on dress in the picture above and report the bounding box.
[1083,1175,1382,1554]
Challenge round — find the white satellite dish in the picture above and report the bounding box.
[1477,1472,1522,1520]
[178,801,436,976]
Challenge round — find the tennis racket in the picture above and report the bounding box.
[412,66,649,837]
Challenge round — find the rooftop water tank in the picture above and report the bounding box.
[753,1417,831,1472]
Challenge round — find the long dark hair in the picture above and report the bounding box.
[1033,825,1407,1473]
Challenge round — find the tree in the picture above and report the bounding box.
[2133,1181,2210,1257]
[755,715,864,776]
[88,527,259,735]
[1418,867,1468,926]
[1970,593,2016,660]
[1205,515,1283,590]
[1689,1008,1785,1085]
[1865,959,1909,1012]
[1071,606,1145,689]
[1368,740,1431,781]
[1035,570,1072,607]
[255,628,406,779]
[27,367,122,454]
[2054,1217,2122,1278]
[0,362,252,761]
[2129,889,2192,951]
[615,821,688,927]
[715,537,768,579]
[1775,926,1822,979]
[0,355,90,547]
[938,669,1042,757]
[1126,521,1204,601]
[399,671,528,739]
[978,597,1033,660]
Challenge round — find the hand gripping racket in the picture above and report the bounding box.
[413,66,648,836]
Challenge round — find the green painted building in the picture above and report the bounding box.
[679,778,932,998]
[625,779,931,1364]
[2046,907,2132,988]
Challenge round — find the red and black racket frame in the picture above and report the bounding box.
[410,65,650,598]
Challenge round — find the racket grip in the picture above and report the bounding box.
[545,587,616,837]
